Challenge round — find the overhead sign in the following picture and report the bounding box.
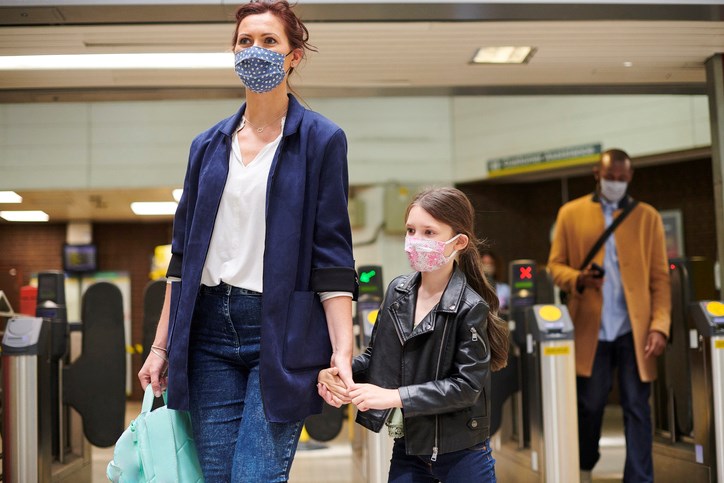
[487,143,601,178]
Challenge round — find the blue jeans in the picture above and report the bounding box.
[187,283,303,483]
[388,438,496,483]
[577,332,652,482]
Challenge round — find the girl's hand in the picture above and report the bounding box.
[138,348,168,397]
[350,384,402,412]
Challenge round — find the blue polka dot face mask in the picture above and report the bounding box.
[234,46,291,94]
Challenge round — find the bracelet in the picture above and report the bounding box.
[151,344,168,353]
[150,347,169,363]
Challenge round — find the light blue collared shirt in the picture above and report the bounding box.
[599,199,632,341]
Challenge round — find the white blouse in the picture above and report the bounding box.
[198,118,352,302]
[200,118,281,292]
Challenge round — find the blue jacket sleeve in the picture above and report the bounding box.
[309,128,358,296]
[166,137,201,279]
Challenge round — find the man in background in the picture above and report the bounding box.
[547,148,671,483]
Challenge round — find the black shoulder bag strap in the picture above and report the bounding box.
[579,198,640,271]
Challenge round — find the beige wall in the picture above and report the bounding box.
[0,94,709,191]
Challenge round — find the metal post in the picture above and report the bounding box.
[705,54,724,300]
[539,339,579,483]
[2,356,39,483]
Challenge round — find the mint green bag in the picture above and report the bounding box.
[107,385,204,483]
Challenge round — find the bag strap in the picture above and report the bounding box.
[579,197,639,270]
[141,384,156,414]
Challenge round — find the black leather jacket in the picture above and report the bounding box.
[352,266,491,457]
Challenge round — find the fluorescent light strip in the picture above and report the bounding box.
[131,202,178,216]
[472,46,534,64]
[0,210,49,222]
[0,191,23,203]
[0,53,234,70]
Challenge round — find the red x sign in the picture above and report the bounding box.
[519,266,533,280]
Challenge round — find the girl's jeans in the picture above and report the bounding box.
[388,437,496,483]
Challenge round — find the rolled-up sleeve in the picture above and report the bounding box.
[166,138,199,279]
[310,129,358,297]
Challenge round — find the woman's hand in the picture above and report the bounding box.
[138,348,168,397]
[139,283,173,397]
[350,384,402,412]
[317,367,351,407]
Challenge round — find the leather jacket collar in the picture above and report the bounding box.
[393,263,467,314]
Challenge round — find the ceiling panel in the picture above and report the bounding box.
[1,20,723,94]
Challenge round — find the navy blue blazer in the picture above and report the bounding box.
[165,95,357,422]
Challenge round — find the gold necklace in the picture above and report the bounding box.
[243,110,287,133]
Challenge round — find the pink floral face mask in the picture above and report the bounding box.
[405,234,461,272]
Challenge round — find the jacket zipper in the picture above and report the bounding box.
[390,307,405,346]
[431,313,449,462]
[470,327,487,354]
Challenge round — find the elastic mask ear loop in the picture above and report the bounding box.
[444,234,462,261]
[445,234,462,246]
[285,50,295,76]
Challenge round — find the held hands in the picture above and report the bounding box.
[317,351,355,407]
[317,367,402,412]
[317,367,351,407]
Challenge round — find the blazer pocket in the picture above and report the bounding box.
[283,291,332,371]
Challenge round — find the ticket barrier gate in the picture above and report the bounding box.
[525,305,579,482]
[2,317,52,483]
[652,258,724,482]
[2,271,125,483]
[508,259,538,450]
[495,260,555,448]
[492,259,579,482]
[494,303,579,482]
[351,265,393,483]
[652,300,724,482]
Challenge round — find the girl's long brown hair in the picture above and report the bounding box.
[406,187,509,371]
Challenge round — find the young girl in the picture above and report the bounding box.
[319,187,509,482]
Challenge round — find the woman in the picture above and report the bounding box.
[137,1,357,481]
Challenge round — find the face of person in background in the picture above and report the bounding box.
[481,254,496,278]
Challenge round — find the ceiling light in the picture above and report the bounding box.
[623,61,633,67]
[131,202,178,216]
[0,210,49,222]
[472,47,535,64]
[0,191,22,203]
[0,53,234,71]
[172,189,183,202]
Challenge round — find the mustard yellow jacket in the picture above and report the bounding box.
[547,193,671,382]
